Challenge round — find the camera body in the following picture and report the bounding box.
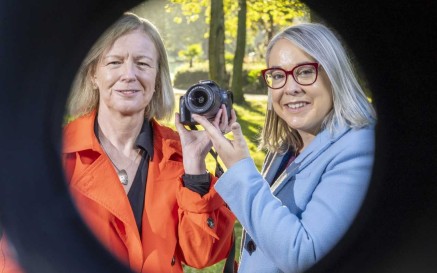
[179,80,233,125]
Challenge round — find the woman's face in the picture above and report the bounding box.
[268,38,333,136]
[93,29,158,116]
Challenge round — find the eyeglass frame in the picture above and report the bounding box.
[261,62,320,89]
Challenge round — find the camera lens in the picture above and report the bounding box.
[190,90,209,108]
[186,85,219,117]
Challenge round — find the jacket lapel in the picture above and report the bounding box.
[268,125,350,194]
[261,152,285,185]
[75,156,144,265]
[72,156,139,230]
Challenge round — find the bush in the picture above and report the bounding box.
[173,66,210,90]
[243,65,267,94]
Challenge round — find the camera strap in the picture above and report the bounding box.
[208,148,225,178]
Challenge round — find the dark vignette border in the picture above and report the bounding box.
[0,0,436,272]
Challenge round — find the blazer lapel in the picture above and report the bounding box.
[269,125,350,194]
[261,152,286,185]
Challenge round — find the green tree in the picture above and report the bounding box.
[230,0,247,104]
[178,43,203,68]
[247,0,309,59]
[164,0,310,93]
[209,0,227,88]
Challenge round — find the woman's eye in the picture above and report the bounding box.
[297,67,315,76]
[138,62,151,67]
[272,73,284,80]
[107,61,121,65]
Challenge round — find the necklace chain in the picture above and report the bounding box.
[97,129,141,185]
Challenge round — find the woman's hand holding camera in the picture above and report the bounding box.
[191,107,250,170]
[175,105,237,174]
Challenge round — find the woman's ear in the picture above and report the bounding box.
[91,75,98,90]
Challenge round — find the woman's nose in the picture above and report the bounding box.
[283,74,303,95]
[120,62,136,82]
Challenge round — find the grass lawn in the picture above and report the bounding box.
[161,93,267,272]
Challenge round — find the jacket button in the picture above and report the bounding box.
[247,240,256,255]
[171,256,176,266]
[207,217,215,229]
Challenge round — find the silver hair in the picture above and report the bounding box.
[67,12,174,121]
[260,23,376,153]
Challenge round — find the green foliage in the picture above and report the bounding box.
[166,0,208,24]
[164,0,310,64]
[242,64,266,95]
[178,43,203,68]
[178,43,203,58]
[224,52,234,65]
[173,66,210,90]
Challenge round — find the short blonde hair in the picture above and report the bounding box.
[67,12,174,121]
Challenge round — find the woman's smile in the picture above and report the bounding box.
[114,89,141,95]
[284,101,310,112]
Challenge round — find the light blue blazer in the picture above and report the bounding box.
[215,124,375,273]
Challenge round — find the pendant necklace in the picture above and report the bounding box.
[98,131,140,185]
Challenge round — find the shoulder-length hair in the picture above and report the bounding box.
[67,12,174,121]
[259,23,376,153]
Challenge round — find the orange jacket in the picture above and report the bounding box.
[63,112,235,273]
[0,236,22,273]
[0,112,235,273]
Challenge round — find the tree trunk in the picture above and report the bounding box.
[208,0,227,88]
[230,0,247,104]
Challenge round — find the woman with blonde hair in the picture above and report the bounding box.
[1,12,235,273]
[194,23,376,273]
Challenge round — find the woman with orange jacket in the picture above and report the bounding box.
[64,12,236,272]
[1,12,235,273]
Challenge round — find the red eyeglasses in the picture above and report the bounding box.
[261,63,320,89]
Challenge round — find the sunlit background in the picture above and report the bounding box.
[131,0,311,96]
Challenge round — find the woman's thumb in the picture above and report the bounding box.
[231,122,245,144]
[230,122,250,157]
[231,122,242,135]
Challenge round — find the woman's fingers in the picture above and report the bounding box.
[174,113,187,134]
[192,114,222,139]
[219,105,229,133]
[229,109,237,125]
[212,108,224,132]
[193,113,250,168]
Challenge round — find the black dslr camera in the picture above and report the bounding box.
[179,80,233,126]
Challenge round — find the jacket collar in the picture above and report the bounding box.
[92,113,155,160]
[294,123,350,167]
[63,111,101,154]
[64,111,159,159]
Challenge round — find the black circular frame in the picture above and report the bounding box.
[1,1,436,273]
